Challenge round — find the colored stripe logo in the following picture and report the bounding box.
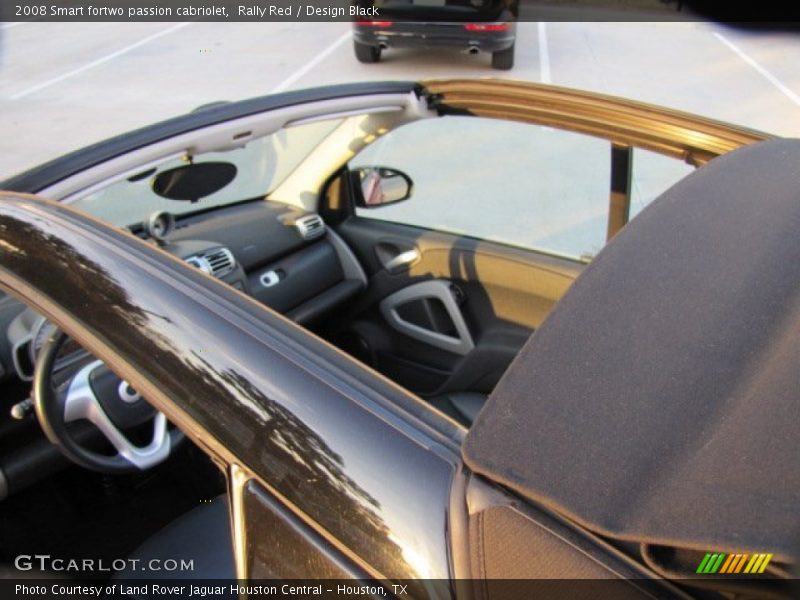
[696,552,773,574]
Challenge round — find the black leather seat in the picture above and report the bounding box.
[428,392,487,427]
[115,495,235,582]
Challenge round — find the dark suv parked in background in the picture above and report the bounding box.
[352,0,518,69]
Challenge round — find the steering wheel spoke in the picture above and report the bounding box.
[34,330,179,473]
[63,360,171,469]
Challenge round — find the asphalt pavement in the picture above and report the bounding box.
[1,21,799,178]
[0,21,798,255]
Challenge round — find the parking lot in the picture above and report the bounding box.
[3,20,798,257]
[1,20,799,179]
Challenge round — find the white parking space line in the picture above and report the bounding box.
[10,22,191,100]
[271,30,352,93]
[538,22,551,84]
[713,32,800,108]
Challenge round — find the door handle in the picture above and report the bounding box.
[383,249,420,272]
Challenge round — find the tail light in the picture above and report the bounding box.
[356,21,394,27]
[464,23,509,32]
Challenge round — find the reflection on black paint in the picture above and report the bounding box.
[184,352,404,571]
[0,209,409,580]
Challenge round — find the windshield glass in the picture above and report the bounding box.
[71,118,341,227]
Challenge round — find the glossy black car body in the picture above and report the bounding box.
[0,80,795,598]
[0,192,459,585]
[0,192,679,594]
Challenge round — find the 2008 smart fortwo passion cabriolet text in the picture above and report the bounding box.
[0,79,797,599]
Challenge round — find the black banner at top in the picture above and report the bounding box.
[1,1,799,24]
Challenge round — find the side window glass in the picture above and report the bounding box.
[350,116,611,262]
[630,148,695,220]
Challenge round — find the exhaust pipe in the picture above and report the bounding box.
[467,45,480,55]
[378,42,388,50]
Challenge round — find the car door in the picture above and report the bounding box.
[314,76,760,412]
[322,116,616,402]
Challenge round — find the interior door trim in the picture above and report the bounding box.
[380,280,475,356]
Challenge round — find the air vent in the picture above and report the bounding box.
[294,214,326,240]
[204,248,235,278]
[185,256,211,274]
[185,247,235,278]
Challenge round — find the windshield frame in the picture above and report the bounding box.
[65,117,345,229]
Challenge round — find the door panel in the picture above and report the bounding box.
[381,280,475,356]
[330,217,584,397]
[242,479,366,579]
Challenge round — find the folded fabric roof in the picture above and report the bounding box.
[465,139,800,560]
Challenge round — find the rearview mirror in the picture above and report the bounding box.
[151,161,237,203]
[354,167,413,208]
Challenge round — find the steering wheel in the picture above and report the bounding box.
[33,328,182,473]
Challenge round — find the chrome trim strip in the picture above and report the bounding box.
[384,249,421,272]
[228,463,250,582]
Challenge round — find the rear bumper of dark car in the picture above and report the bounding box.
[353,21,516,53]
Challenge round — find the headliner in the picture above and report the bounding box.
[464,139,800,559]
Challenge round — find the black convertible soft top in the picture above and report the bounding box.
[464,139,800,559]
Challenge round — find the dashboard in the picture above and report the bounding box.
[4,198,367,384]
[0,198,371,500]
